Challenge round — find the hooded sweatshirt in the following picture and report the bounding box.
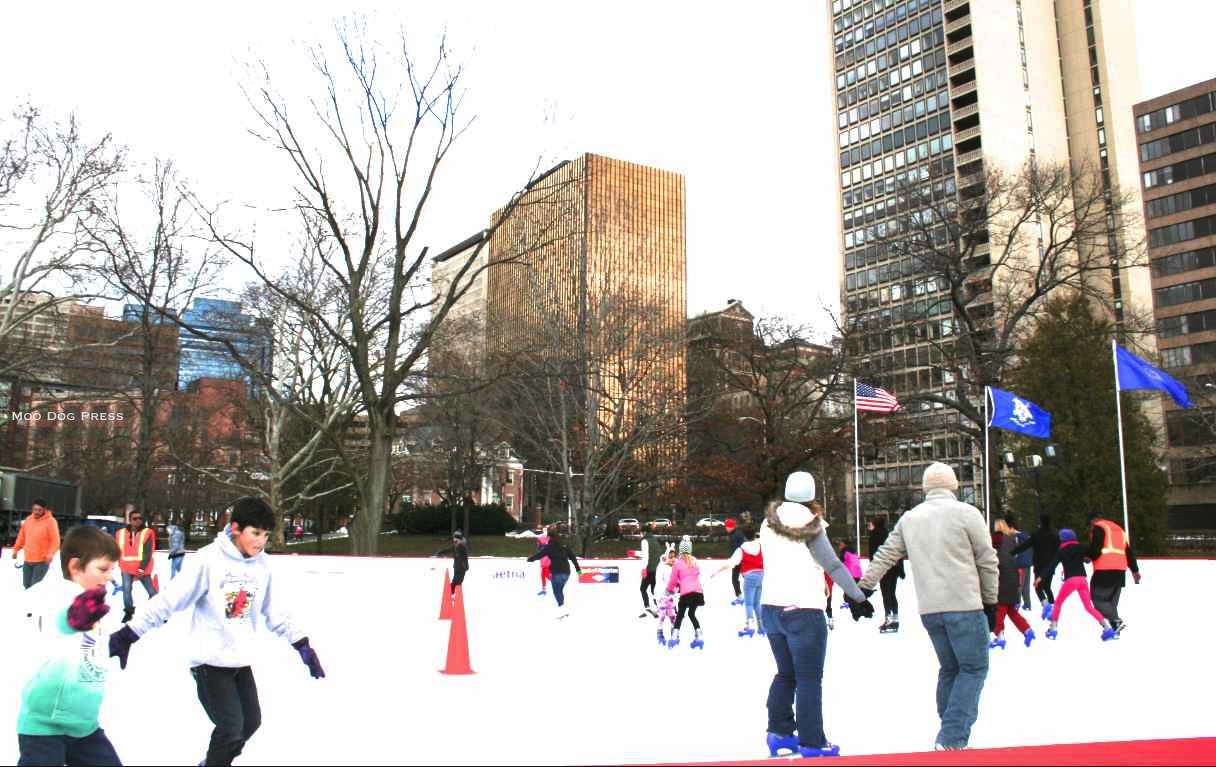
[17,577,108,737]
[128,532,303,668]
[12,511,60,563]
[759,501,865,608]
[858,488,998,614]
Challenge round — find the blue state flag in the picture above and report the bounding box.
[987,387,1052,439]
[1115,344,1193,409]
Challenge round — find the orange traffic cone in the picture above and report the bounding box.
[439,585,474,675]
[439,569,453,620]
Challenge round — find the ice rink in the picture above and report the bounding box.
[3,548,1213,765]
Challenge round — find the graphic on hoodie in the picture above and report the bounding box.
[77,632,105,683]
[223,575,258,621]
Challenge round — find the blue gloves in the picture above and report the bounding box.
[292,637,325,679]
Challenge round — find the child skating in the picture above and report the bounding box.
[712,524,764,637]
[17,526,121,766]
[108,497,325,766]
[1040,528,1117,641]
[666,536,705,649]
[654,546,676,646]
[989,517,1035,649]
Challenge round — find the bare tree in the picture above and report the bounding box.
[493,277,687,555]
[191,23,546,554]
[0,105,124,382]
[856,159,1149,483]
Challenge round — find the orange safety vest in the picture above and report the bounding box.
[1092,519,1128,571]
[117,527,156,575]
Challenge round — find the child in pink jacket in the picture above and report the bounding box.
[665,535,705,650]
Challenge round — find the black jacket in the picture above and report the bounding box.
[867,524,904,579]
[728,529,745,553]
[436,541,469,572]
[528,542,581,575]
[1046,540,1088,580]
[1012,525,1060,571]
[995,534,1021,605]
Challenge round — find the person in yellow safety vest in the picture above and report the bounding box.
[116,508,159,623]
[1086,511,1140,637]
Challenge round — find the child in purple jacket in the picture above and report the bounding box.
[665,536,705,650]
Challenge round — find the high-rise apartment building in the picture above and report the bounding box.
[830,0,1150,519]
[138,299,271,394]
[1134,77,1216,532]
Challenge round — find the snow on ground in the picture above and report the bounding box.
[2,548,1213,765]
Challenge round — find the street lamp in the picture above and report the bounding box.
[1001,444,1062,524]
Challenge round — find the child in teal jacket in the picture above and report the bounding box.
[17,525,121,765]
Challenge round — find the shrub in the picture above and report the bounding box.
[393,502,517,535]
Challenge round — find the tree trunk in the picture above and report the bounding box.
[352,408,392,555]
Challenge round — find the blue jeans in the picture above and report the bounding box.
[18,728,121,765]
[921,610,990,748]
[121,572,158,611]
[171,553,184,578]
[551,573,570,606]
[21,561,49,589]
[743,571,764,623]
[760,605,830,748]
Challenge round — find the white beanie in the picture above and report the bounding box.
[922,462,959,491]
[784,471,816,502]
[678,535,692,555]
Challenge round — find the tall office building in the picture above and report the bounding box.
[133,299,271,394]
[434,153,687,463]
[830,0,1150,518]
[1135,78,1216,532]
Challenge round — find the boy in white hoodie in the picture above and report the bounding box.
[108,497,324,766]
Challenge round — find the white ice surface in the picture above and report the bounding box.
[2,549,1213,765]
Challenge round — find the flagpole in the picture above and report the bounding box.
[853,378,861,551]
[983,386,991,528]
[1111,341,1131,536]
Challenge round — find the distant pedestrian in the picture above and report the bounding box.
[11,499,59,590]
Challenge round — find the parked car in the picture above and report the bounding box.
[647,518,673,531]
[695,516,725,529]
[618,518,640,532]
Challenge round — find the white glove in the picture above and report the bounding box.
[13,553,24,568]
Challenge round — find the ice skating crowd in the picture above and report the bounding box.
[4,459,1141,765]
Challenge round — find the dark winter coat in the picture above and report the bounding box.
[435,540,469,573]
[528,541,581,575]
[728,529,745,553]
[995,534,1021,605]
[1012,531,1034,569]
[867,522,904,579]
[1046,540,1088,580]
[1013,524,1060,572]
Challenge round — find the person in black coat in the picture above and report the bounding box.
[1012,514,1060,618]
[435,530,469,595]
[726,519,745,604]
[527,528,582,616]
[990,517,1034,648]
[867,518,905,632]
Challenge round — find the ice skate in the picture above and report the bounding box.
[646,607,658,617]
[1113,619,1126,637]
[988,635,1006,650]
[766,732,799,757]
[1101,625,1117,641]
[1046,622,1059,640]
[738,620,755,638]
[879,614,899,633]
[537,589,546,597]
[1023,629,1036,647]
[690,629,704,649]
[730,596,744,606]
[799,742,840,757]
[826,616,834,630]
[1041,602,1053,621]
[657,628,666,646]
[667,629,680,649]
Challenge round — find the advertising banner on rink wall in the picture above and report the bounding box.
[578,566,619,584]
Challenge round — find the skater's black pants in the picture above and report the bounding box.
[18,728,121,766]
[675,592,705,630]
[1033,566,1055,605]
[193,664,262,767]
[640,568,656,607]
[1090,571,1123,625]
[879,569,900,616]
[731,565,742,598]
[451,567,467,595]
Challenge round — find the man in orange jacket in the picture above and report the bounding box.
[116,506,159,622]
[11,498,60,589]
[1087,511,1139,637]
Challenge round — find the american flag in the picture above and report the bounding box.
[855,380,902,413]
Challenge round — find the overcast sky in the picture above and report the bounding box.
[2,1,1213,337]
